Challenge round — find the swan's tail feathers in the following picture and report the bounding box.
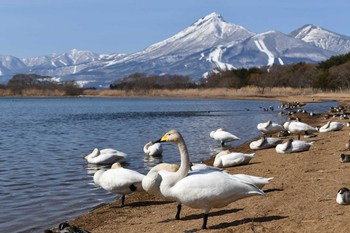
[267,177,274,181]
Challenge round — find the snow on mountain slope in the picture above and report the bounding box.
[219,30,336,69]
[290,24,350,54]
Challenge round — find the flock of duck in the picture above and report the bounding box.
[48,103,350,232]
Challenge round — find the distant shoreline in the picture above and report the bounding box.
[3,87,350,103]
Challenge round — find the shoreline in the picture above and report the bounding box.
[48,95,350,233]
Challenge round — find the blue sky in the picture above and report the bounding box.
[1,0,348,58]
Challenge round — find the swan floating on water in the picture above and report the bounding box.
[275,139,314,154]
[143,141,163,162]
[93,162,144,206]
[213,150,256,168]
[155,129,265,229]
[84,148,127,165]
[249,136,283,150]
[257,120,284,136]
[317,121,345,132]
[283,120,318,140]
[210,128,240,146]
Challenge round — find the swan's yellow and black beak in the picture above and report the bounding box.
[154,133,169,143]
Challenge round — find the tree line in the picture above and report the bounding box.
[0,74,82,96]
[110,52,350,92]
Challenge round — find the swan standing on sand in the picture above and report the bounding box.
[213,150,256,168]
[210,128,240,146]
[257,120,284,136]
[155,129,265,229]
[93,162,145,206]
[317,121,345,132]
[143,141,163,161]
[84,148,127,165]
[249,136,283,150]
[283,120,318,140]
[275,139,314,154]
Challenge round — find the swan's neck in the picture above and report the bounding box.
[177,140,190,178]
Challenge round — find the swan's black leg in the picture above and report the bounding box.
[120,195,125,207]
[175,204,182,220]
[202,213,208,229]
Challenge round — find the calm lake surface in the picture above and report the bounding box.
[0,97,337,233]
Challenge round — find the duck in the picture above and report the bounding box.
[93,162,145,206]
[257,120,284,136]
[336,187,350,205]
[84,148,127,165]
[143,141,163,162]
[155,129,265,229]
[339,154,350,163]
[213,150,255,168]
[210,128,240,146]
[317,121,345,133]
[249,136,283,150]
[283,120,318,140]
[275,139,314,154]
[44,222,91,233]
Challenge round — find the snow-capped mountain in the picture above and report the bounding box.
[0,13,348,87]
[290,24,350,54]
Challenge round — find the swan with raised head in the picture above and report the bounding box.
[93,162,144,206]
[257,120,284,136]
[317,121,345,133]
[84,148,127,165]
[143,141,163,161]
[249,136,283,150]
[210,128,240,146]
[213,150,255,168]
[283,120,318,140]
[155,129,265,229]
[275,139,314,154]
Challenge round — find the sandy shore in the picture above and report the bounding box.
[52,95,350,232]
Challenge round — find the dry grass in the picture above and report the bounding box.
[83,87,350,102]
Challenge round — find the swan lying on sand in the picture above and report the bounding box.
[213,150,255,168]
[249,136,283,150]
[154,129,265,229]
[275,139,314,154]
[94,162,144,206]
[317,121,345,132]
[84,148,127,165]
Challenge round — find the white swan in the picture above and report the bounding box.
[143,141,163,161]
[84,148,127,165]
[213,150,255,168]
[210,128,240,146]
[283,120,318,140]
[275,139,314,154]
[317,121,345,133]
[93,162,145,206]
[257,120,284,136]
[249,136,283,150]
[155,129,265,229]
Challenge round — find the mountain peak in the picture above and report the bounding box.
[195,12,223,24]
[290,24,350,54]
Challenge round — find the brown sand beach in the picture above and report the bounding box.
[51,95,350,233]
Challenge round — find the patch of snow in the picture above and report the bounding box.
[254,39,275,68]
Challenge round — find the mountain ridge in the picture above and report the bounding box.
[0,13,349,88]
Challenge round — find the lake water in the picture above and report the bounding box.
[0,97,337,233]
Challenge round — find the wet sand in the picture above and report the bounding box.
[53,96,350,232]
